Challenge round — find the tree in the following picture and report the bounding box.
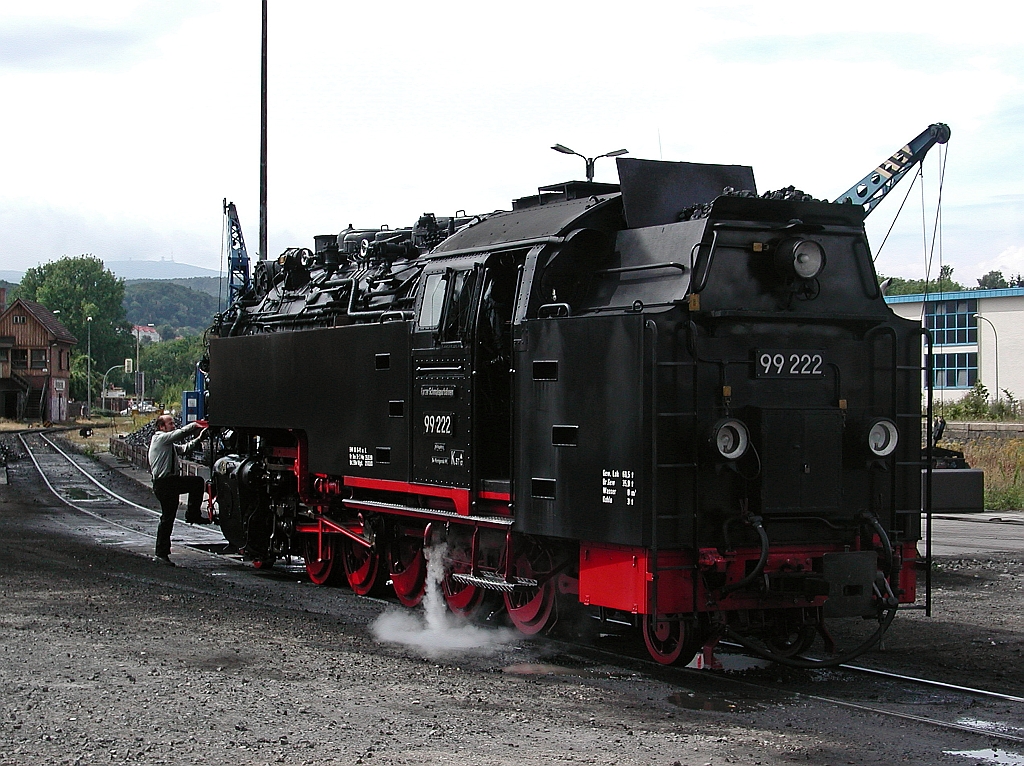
[15,256,133,400]
[977,270,1009,290]
[880,264,964,295]
[139,336,205,408]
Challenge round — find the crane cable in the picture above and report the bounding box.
[921,142,949,313]
[873,165,922,262]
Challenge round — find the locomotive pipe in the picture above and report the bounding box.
[721,606,898,669]
[860,511,894,579]
[718,514,769,597]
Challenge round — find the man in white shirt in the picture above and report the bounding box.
[148,414,207,566]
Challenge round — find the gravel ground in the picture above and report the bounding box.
[2,438,1024,765]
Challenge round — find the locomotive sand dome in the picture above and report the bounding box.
[203,133,944,666]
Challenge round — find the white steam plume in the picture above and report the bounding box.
[371,541,518,657]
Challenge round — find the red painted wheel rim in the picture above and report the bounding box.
[342,539,382,596]
[504,551,556,635]
[388,534,426,607]
[643,615,686,665]
[441,543,484,617]
[303,535,338,586]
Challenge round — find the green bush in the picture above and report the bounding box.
[940,383,1022,421]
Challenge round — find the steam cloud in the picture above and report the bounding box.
[371,542,518,657]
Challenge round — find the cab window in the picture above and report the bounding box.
[418,272,447,329]
[439,269,477,343]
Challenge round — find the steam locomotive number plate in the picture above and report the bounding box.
[422,412,455,436]
[756,350,825,378]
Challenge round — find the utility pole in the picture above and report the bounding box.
[259,0,268,261]
[86,316,92,418]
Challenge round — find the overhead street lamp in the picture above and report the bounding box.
[550,144,628,182]
[101,364,124,413]
[973,313,1000,404]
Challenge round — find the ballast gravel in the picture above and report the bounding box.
[1,439,1023,765]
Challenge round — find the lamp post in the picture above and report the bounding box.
[973,313,999,404]
[101,364,124,413]
[86,316,92,418]
[550,144,629,182]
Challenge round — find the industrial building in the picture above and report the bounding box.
[886,287,1024,404]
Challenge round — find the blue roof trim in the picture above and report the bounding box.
[885,287,1024,304]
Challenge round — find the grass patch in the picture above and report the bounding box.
[944,437,1024,511]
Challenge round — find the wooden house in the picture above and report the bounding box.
[0,290,77,421]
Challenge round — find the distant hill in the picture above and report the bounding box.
[105,260,221,280]
[124,280,221,337]
[126,276,225,299]
[0,271,23,284]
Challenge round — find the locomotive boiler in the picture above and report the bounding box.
[204,133,946,666]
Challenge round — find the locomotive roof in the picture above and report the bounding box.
[431,195,624,256]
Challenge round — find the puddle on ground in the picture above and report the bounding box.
[685,652,770,672]
[65,487,96,500]
[944,749,1024,765]
[503,663,582,676]
[668,691,758,713]
[956,718,1024,735]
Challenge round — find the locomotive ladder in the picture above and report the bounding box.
[892,328,935,615]
[876,325,935,617]
[647,320,700,618]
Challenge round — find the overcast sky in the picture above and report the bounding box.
[2,1,1021,286]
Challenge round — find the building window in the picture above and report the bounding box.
[12,315,26,324]
[0,348,8,363]
[925,299,977,346]
[932,352,977,389]
[30,349,47,369]
[11,349,27,369]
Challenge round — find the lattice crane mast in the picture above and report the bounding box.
[223,199,252,303]
[835,123,950,215]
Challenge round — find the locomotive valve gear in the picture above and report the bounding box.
[149,415,208,563]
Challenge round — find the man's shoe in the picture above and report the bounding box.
[185,516,212,525]
[155,555,176,567]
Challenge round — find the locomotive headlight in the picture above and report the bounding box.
[775,239,825,280]
[712,418,750,460]
[867,418,899,457]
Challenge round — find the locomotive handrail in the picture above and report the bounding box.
[710,220,863,235]
[538,303,571,318]
[429,235,566,260]
[595,262,688,276]
[689,228,720,294]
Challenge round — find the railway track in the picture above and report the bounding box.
[17,430,229,558]
[12,430,1024,749]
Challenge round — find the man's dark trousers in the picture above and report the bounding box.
[153,475,206,557]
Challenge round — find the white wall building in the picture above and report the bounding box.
[886,287,1024,405]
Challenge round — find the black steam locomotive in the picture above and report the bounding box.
[205,151,931,666]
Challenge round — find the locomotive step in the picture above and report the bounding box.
[449,572,538,593]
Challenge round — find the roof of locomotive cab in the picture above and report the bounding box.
[708,195,867,227]
[430,194,624,255]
